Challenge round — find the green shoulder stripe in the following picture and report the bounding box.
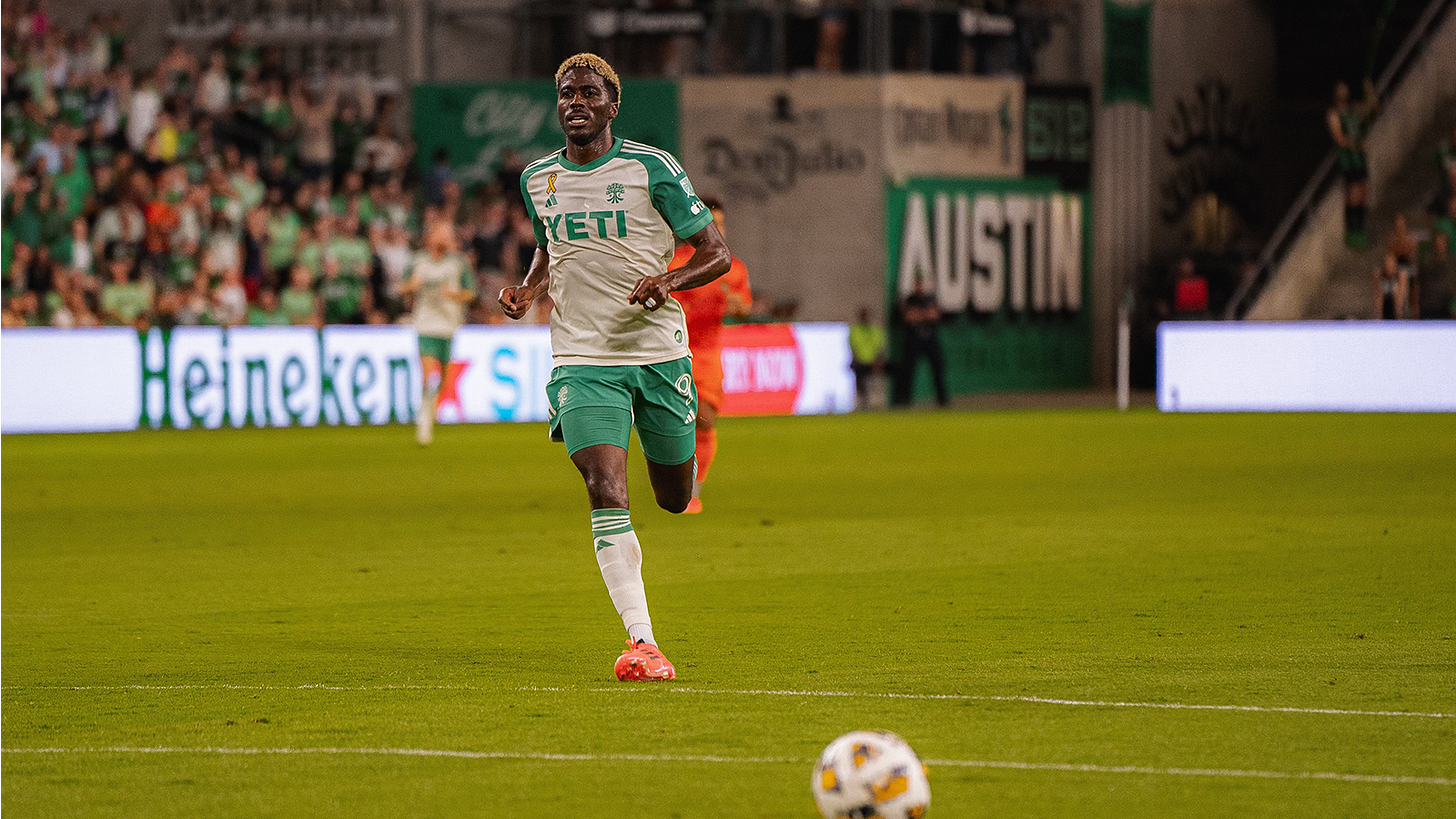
[620,149,711,240]
[619,148,681,186]
[522,151,563,177]
[621,140,684,175]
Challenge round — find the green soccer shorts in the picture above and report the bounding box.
[418,334,452,362]
[546,357,698,465]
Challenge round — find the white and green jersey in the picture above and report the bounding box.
[406,250,473,339]
[521,137,713,366]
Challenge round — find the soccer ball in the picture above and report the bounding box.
[811,730,930,819]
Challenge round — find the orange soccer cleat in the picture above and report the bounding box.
[683,497,703,514]
[614,639,677,681]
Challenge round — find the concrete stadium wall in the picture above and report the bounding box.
[679,74,1025,324]
[1084,0,1277,386]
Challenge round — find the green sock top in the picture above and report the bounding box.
[590,508,633,537]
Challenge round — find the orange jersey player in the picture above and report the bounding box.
[668,197,751,513]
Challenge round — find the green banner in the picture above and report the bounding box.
[885,177,1092,395]
[411,79,680,191]
[1102,0,1153,107]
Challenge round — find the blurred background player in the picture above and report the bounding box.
[668,196,751,514]
[848,306,888,410]
[402,222,475,445]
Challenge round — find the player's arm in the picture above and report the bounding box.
[398,259,420,295]
[448,259,476,304]
[725,258,752,317]
[1361,77,1380,118]
[629,222,730,311]
[1326,110,1349,148]
[500,245,549,320]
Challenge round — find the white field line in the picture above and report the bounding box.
[4,683,1450,720]
[2,746,1452,786]
[530,687,1456,719]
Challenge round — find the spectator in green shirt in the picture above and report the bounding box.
[99,250,154,328]
[53,217,96,278]
[280,263,319,326]
[265,195,303,275]
[849,306,889,410]
[328,213,372,278]
[331,169,374,223]
[53,150,93,220]
[295,216,331,279]
[1,228,14,282]
[6,175,43,250]
[1435,195,1456,252]
[318,256,367,324]
[247,287,291,326]
[229,155,265,213]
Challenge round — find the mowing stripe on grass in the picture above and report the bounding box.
[6,684,1450,719]
[4,747,1452,786]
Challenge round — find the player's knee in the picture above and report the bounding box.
[580,471,628,509]
[649,473,692,513]
[655,488,690,514]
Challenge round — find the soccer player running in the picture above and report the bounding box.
[403,222,475,445]
[498,54,731,681]
[668,197,751,513]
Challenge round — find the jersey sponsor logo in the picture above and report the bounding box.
[605,182,625,203]
[544,210,630,242]
[545,173,558,208]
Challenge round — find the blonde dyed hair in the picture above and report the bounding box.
[555,53,621,103]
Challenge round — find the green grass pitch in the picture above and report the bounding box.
[3,410,1454,817]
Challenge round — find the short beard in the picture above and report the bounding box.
[566,125,607,147]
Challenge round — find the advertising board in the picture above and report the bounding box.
[679,75,884,324]
[885,177,1092,394]
[1158,322,1456,412]
[1,324,852,434]
[881,75,1023,180]
[411,79,680,189]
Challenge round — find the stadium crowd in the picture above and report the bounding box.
[1371,125,1456,320]
[0,4,546,330]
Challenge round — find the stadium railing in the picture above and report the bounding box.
[1224,0,1455,320]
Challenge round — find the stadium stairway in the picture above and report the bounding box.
[1240,0,1456,320]
[1305,106,1456,319]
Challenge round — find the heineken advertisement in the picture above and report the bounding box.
[0,324,853,434]
[885,177,1092,394]
[411,79,680,189]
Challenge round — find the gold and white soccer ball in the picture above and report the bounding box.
[811,730,931,819]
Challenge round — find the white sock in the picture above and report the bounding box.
[591,508,655,646]
[417,388,437,439]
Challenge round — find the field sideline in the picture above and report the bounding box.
[2,410,1453,817]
